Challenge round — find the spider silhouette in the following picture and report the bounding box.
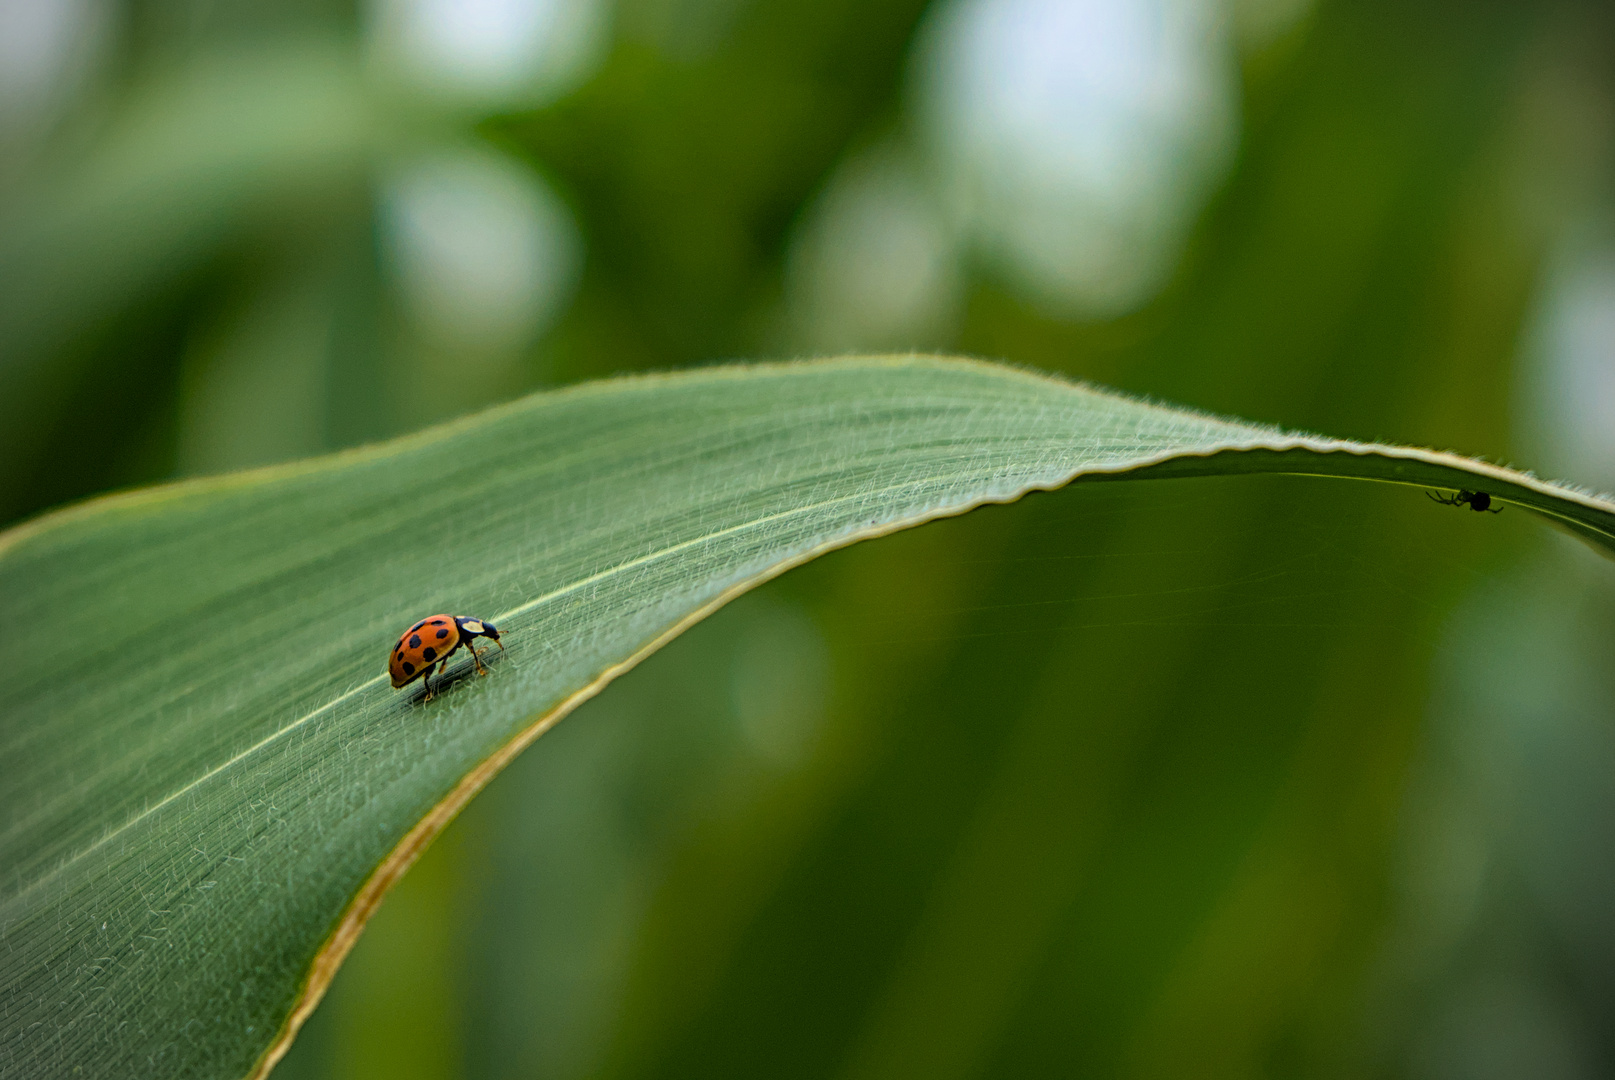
[1427,489,1502,513]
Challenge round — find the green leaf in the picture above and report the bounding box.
[1,355,1609,1080]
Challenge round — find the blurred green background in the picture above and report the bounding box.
[5,0,1615,1076]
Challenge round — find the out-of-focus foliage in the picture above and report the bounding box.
[3,0,1614,1076]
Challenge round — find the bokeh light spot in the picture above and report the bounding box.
[1525,237,1615,491]
[367,0,609,103]
[784,143,961,352]
[379,147,582,352]
[913,0,1238,317]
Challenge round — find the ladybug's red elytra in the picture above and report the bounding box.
[390,614,504,700]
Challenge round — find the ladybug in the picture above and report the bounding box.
[390,615,504,700]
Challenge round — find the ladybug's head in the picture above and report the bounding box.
[457,616,504,650]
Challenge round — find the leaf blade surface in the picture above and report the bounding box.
[0,356,1608,1079]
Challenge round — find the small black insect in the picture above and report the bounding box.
[1427,489,1502,513]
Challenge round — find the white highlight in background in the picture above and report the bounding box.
[914,0,1238,317]
[380,148,582,351]
[784,143,962,352]
[1526,238,1615,492]
[0,0,110,132]
[367,0,609,104]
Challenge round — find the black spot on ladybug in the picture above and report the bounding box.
[410,621,427,632]
[436,628,449,639]
[409,634,421,648]
[432,619,447,626]
[394,649,403,659]
[423,646,438,661]
[402,661,416,675]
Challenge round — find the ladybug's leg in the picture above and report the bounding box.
[469,640,489,676]
[424,658,448,698]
